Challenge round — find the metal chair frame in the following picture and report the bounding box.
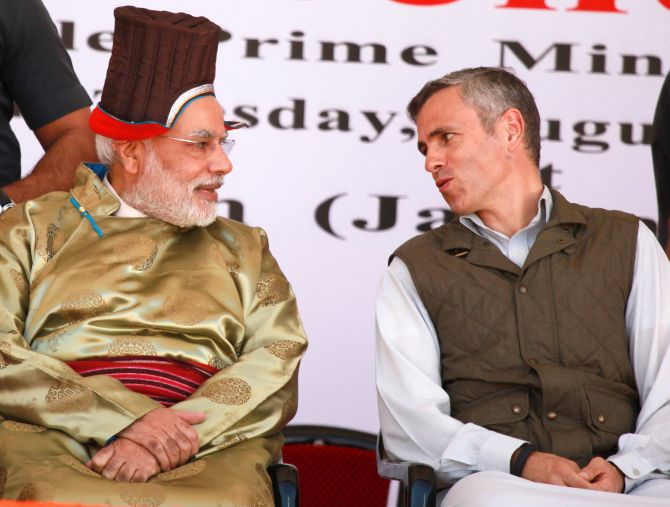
[268,462,299,507]
[376,433,437,507]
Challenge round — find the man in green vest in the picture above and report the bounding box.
[376,67,670,506]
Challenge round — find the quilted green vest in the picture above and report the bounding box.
[394,190,640,465]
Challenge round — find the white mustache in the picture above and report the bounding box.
[190,176,224,190]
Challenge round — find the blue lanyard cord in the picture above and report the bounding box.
[68,196,104,238]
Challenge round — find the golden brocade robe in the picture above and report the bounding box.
[0,164,308,506]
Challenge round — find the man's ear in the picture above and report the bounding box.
[500,108,525,152]
[112,140,145,175]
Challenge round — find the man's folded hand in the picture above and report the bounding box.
[522,451,597,490]
[578,457,625,493]
[117,407,206,472]
[86,437,161,482]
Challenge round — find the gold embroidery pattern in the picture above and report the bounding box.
[17,481,55,502]
[203,378,252,405]
[32,328,69,355]
[45,223,60,260]
[45,378,94,414]
[163,290,211,326]
[213,432,247,449]
[0,466,6,497]
[264,340,304,360]
[10,269,27,292]
[36,223,63,261]
[0,206,22,229]
[60,289,108,322]
[255,274,290,307]
[107,336,157,356]
[57,455,102,478]
[1,421,46,432]
[119,483,167,507]
[228,484,270,507]
[156,460,206,481]
[113,234,159,271]
[208,356,229,370]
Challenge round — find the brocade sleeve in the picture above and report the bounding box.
[171,228,307,453]
[0,206,161,446]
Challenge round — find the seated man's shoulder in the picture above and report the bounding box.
[571,200,640,226]
[208,217,271,253]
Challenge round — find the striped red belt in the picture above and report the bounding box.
[67,356,219,407]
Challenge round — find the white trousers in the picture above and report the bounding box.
[439,472,670,507]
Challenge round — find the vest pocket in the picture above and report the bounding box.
[585,385,638,435]
[453,386,529,426]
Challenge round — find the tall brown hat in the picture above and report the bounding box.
[89,6,244,140]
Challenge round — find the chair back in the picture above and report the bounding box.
[282,425,392,507]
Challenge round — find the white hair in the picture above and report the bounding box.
[95,134,117,165]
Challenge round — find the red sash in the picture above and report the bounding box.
[67,356,219,407]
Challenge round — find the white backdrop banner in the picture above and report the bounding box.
[14,0,669,433]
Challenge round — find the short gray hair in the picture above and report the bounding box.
[95,134,117,165]
[407,67,541,166]
[95,136,156,167]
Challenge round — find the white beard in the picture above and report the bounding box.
[121,143,222,228]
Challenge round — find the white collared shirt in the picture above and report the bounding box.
[375,187,670,490]
[103,176,146,218]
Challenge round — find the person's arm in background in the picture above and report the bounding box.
[4,107,96,202]
[651,71,670,259]
[0,0,95,203]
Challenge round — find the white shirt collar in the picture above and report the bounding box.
[459,185,553,240]
[457,186,554,268]
[103,176,147,218]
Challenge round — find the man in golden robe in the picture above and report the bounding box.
[0,6,307,506]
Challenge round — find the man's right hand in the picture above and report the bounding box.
[522,451,597,489]
[87,437,161,482]
[118,408,206,472]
